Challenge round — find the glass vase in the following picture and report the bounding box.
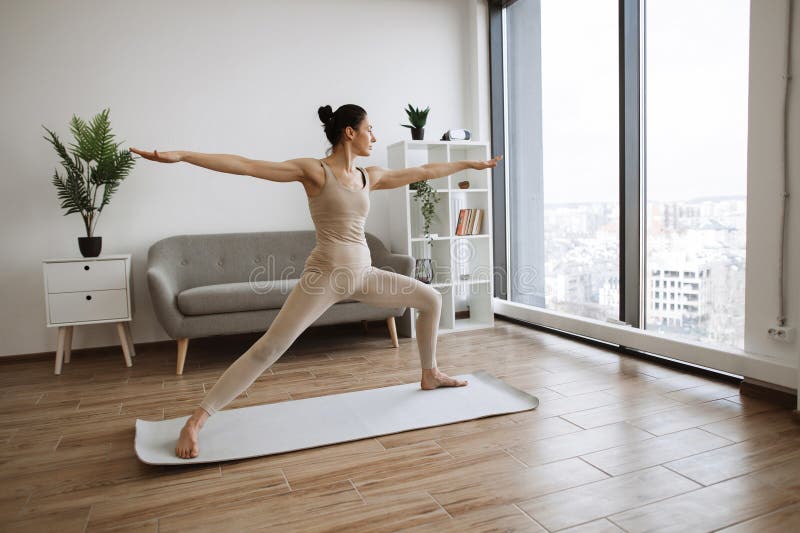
[415,258,433,284]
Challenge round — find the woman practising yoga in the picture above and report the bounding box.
[130,104,502,459]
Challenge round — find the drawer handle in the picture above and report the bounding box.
[85,295,92,301]
[84,265,90,271]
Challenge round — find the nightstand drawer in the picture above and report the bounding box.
[45,259,126,293]
[48,289,129,324]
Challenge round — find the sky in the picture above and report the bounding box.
[526,0,751,204]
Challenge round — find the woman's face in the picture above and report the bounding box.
[349,116,376,156]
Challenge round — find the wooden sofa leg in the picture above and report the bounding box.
[386,317,399,348]
[361,320,369,333]
[176,338,189,375]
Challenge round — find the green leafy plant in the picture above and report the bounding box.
[42,108,135,238]
[410,180,440,245]
[401,103,430,129]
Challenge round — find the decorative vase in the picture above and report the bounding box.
[414,258,433,284]
[78,236,102,257]
[411,127,425,140]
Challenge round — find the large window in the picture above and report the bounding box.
[506,0,619,321]
[494,0,749,352]
[643,0,749,349]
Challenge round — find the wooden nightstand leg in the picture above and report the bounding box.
[116,322,133,368]
[176,338,189,375]
[387,316,399,348]
[123,321,136,357]
[55,327,66,375]
[64,326,74,364]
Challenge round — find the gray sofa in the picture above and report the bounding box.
[146,230,414,374]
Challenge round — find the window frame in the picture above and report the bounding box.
[487,0,793,388]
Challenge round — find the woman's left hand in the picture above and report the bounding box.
[129,147,183,163]
[470,155,503,170]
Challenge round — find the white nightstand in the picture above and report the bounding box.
[42,253,136,375]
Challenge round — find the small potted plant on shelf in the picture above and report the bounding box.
[410,180,440,247]
[401,103,430,140]
[43,108,135,257]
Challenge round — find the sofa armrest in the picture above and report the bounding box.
[146,266,183,338]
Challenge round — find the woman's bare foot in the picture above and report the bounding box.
[175,407,209,459]
[420,367,469,390]
[176,423,200,459]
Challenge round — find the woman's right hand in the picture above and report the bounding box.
[129,147,183,163]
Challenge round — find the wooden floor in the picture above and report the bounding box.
[2,317,799,532]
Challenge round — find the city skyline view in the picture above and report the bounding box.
[542,196,746,349]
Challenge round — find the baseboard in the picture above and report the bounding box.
[0,336,169,364]
[740,378,798,409]
[0,320,396,364]
[494,314,743,386]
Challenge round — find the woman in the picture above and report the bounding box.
[130,104,503,459]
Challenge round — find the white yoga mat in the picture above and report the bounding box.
[134,370,539,465]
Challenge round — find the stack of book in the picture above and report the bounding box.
[455,208,484,235]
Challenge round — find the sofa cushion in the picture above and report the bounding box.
[177,279,361,315]
[178,279,298,316]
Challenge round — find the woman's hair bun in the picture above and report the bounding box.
[317,105,334,124]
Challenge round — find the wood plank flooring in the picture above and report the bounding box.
[1,317,798,532]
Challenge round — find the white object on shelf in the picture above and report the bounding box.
[42,253,136,375]
[387,140,495,338]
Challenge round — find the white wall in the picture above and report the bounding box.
[744,0,799,372]
[0,0,488,357]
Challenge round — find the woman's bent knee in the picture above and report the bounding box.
[420,287,442,313]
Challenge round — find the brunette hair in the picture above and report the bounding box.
[317,104,367,156]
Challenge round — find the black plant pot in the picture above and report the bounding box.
[78,236,102,258]
[411,127,425,140]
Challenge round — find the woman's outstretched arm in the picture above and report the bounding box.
[366,155,503,191]
[129,148,308,183]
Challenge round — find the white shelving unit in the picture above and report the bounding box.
[387,140,495,338]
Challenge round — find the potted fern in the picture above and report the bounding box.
[43,108,136,257]
[401,103,430,140]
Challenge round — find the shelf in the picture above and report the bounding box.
[387,140,494,339]
[453,279,491,286]
[429,318,495,336]
[409,188,489,193]
[452,317,495,331]
[387,140,483,149]
[410,234,489,242]
[424,279,491,288]
[452,279,491,285]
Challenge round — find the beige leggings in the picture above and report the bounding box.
[198,265,442,417]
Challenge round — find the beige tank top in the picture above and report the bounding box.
[304,159,371,270]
